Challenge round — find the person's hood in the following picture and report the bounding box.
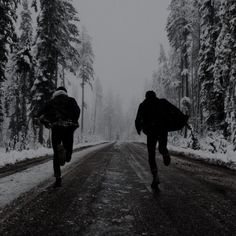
[52,90,68,99]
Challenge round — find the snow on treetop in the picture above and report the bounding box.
[33,78,40,85]
[181,69,189,76]
[229,4,236,12]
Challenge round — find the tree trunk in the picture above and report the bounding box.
[62,67,65,87]
[93,95,97,135]
[181,56,184,98]
[81,76,85,136]
[55,55,58,87]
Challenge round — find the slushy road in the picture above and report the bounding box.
[0,142,235,235]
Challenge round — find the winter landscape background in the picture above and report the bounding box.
[0,0,236,169]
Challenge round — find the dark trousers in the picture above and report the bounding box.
[51,126,75,178]
[147,131,169,176]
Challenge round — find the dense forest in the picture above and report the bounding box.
[1,0,82,150]
[152,0,236,149]
[1,0,236,152]
[0,0,130,150]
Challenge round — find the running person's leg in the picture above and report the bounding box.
[62,127,75,163]
[158,130,171,166]
[51,127,63,187]
[147,134,160,189]
[147,134,158,175]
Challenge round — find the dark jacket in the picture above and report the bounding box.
[39,93,80,128]
[135,97,188,135]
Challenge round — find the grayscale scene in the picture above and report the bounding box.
[0,0,236,235]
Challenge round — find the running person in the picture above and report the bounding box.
[135,91,188,190]
[38,87,80,187]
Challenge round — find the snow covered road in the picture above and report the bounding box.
[0,142,236,235]
[0,143,109,209]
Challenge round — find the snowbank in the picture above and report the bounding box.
[136,132,236,170]
[0,143,110,209]
[168,132,236,170]
[0,141,106,168]
[0,147,53,168]
[168,145,236,170]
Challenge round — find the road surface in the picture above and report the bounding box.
[0,142,235,235]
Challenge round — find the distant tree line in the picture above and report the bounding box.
[152,0,236,148]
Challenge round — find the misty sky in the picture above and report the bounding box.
[74,0,171,105]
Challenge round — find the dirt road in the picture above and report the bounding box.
[0,142,235,235]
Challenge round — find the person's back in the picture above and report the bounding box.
[136,92,188,135]
[136,91,167,136]
[137,95,164,135]
[135,91,171,191]
[40,89,80,128]
[135,90,189,191]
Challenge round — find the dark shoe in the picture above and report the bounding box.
[163,154,171,166]
[151,180,160,191]
[53,178,62,188]
[57,144,66,166]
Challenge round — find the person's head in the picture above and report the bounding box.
[145,90,156,99]
[56,86,67,93]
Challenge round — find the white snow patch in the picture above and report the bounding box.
[168,131,236,169]
[0,147,53,168]
[169,144,236,170]
[0,141,106,168]
[0,142,110,209]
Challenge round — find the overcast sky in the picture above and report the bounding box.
[74,0,171,106]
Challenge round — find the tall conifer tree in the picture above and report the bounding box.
[7,0,34,149]
[166,0,191,101]
[31,0,80,144]
[214,0,232,134]
[198,0,221,130]
[225,0,236,145]
[79,27,94,135]
[0,0,20,126]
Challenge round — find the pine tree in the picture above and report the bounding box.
[103,94,115,140]
[168,48,182,106]
[79,27,94,135]
[189,0,201,130]
[93,77,103,135]
[166,0,191,100]
[0,0,20,127]
[213,0,232,135]
[32,0,80,144]
[198,0,221,131]
[7,0,34,150]
[152,44,171,99]
[225,0,236,147]
[158,44,170,92]
[32,0,80,108]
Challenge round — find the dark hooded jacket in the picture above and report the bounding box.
[38,91,80,128]
[135,96,188,135]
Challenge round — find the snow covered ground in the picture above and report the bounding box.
[168,133,236,170]
[0,141,105,168]
[136,132,236,170]
[0,137,235,210]
[169,145,236,170]
[0,142,109,209]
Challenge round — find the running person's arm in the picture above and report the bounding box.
[135,104,143,135]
